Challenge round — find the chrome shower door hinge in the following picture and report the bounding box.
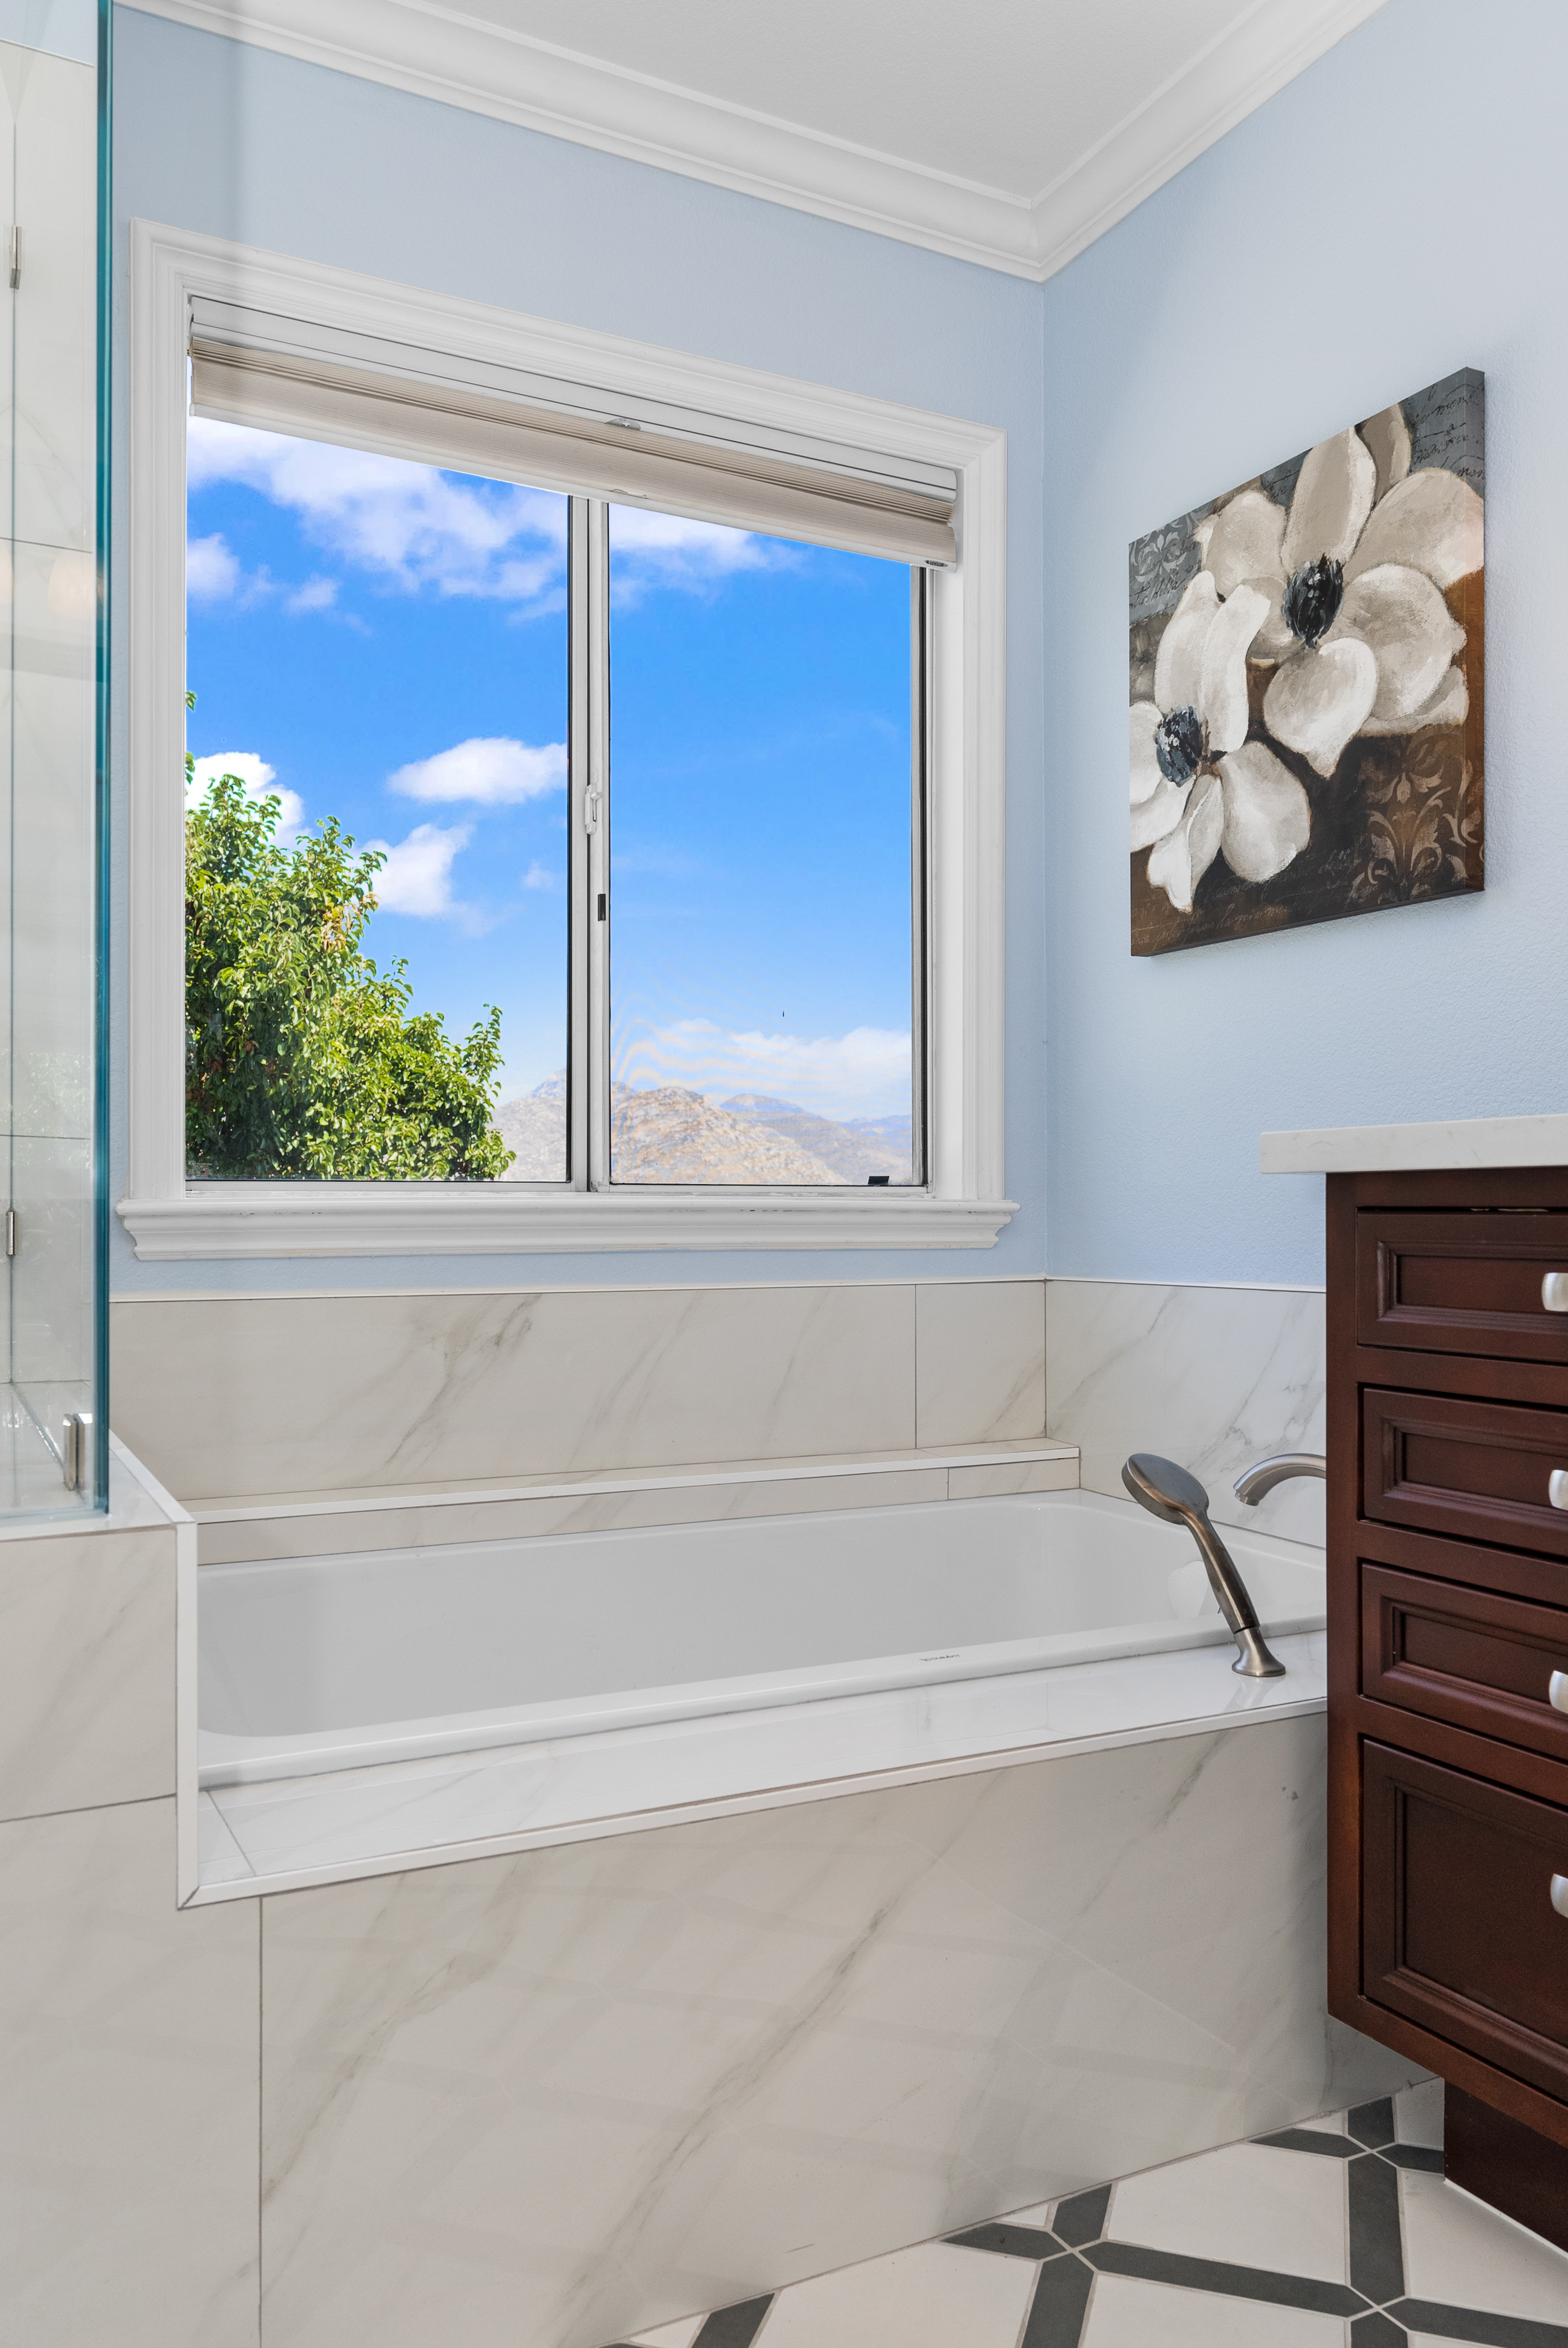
[61,1411,91,1491]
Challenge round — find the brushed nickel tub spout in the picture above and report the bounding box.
[1121,1453,1286,1678]
[1233,1453,1327,1506]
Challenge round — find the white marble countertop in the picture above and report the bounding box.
[1261,1111,1568,1175]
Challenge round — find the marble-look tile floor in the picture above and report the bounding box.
[610,2086,1568,2348]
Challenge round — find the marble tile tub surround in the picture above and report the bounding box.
[256,1713,1417,2348]
[194,1449,1075,1565]
[914,1280,1046,1447]
[0,1441,187,1824]
[612,2083,1568,2348]
[110,1276,1048,1506]
[199,1630,1325,1892]
[0,1797,260,2348]
[1046,1280,1327,1549]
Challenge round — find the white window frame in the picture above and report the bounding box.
[121,220,1013,1259]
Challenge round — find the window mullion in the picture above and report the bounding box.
[584,498,611,1189]
[565,495,592,1189]
[911,566,932,1190]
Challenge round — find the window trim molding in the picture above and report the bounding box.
[121,219,1013,1259]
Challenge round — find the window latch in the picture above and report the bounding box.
[584,786,602,834]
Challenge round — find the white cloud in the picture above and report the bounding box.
[523,862,559,890]
[187,532,240,601]
[610,506,785,603]
[388,735,567,804]
[616,1020,910,1120]
[187,751,305,840]
[364,822,472,916]
[186,420,782,611]
[286,575,338,614]
[187,419,567,608]
[612,508,768,569]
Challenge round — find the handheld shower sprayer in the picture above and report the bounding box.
[1121,1453,1286,1678]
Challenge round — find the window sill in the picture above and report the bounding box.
[116,1185,1019,1260]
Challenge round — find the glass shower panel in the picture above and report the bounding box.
[0,7,105,1516]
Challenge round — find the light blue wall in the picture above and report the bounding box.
[107,7,1046,1294]
[114,0,1557,1301]
[1043,0,1568,1287]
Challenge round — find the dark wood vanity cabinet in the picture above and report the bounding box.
[1328,1167,1568,2248]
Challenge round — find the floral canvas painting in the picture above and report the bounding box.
[1129,367,1484,955]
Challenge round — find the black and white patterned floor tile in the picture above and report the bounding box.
[607,2084,1568,2348]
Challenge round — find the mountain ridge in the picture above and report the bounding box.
[493,1076,910,1185]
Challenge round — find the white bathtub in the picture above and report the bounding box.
[198,1488,1325,1790]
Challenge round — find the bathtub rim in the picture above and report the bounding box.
[189,1630,1329,1905]
[197,1487,1325,1788]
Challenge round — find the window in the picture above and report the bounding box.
[605,511,920,1188]
[185,429,921,1191]
[123,226,1010,1256]
[185,426,571,1185]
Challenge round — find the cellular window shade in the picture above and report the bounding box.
[189,339,958,568]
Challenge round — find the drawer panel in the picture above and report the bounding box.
[1364,1387,1568,1559]
[1356,1211,1568,1362]
[1363,1741,1568,2100]
[1361,1563,1568,1764]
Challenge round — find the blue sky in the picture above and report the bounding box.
[186,418,913,1119]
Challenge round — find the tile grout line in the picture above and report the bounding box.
[1025,2128,1564,2344]
[911,1281,919,1456]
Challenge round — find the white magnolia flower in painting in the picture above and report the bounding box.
[1131,574,1311,912]
[1195,409,1483,777]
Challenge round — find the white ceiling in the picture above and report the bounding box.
[396,0,1299,200]
[132,0,1390,277]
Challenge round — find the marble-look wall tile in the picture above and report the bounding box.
[11,1133,92,1386]
[947,1456,1077,1498]
[0,1799,259,2346]
[259,1714,1414,2348]
[1046,1280,1327,1546]
[12,48,96,553]
[9,584,95,1145]
[100,1443,190,1531]
[0,1518,176,1820]
[112,1284,917,1505]
[197,1468,953,1565]
[915,1282,1046,1447]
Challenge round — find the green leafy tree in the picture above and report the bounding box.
[185,729,513,1181]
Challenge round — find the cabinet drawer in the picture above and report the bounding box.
[1364,1387,1568,1559]
[1363,1741,1568,2101]
[1361,1564,1568,1764]
[1357,1211,1568,1362]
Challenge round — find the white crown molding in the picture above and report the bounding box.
[125,0,1039,275]
[125,0,1389,282]
[1027,0,1391,280]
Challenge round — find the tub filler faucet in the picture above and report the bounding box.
[1121,1454,1286,1678]
[1233,1452,1327,1506]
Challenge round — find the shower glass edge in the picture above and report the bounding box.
[0,0,109,1520]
